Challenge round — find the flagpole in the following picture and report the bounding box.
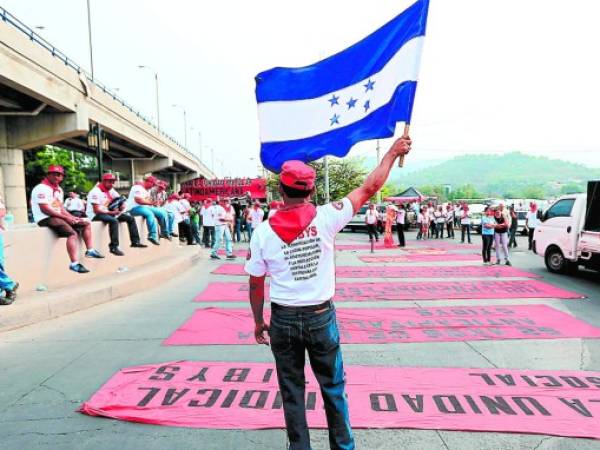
[376,140,381,204]
[324,156,330,203]
[398,123,410,167]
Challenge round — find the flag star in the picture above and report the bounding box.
[346,97,357,109]
[330,113,340,126]
[364,79,375,92]
[328,94,340,107]
[363,100,371,112]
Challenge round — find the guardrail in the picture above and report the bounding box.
[0,6,206,170]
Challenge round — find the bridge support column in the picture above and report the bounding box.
[0,119,28,224]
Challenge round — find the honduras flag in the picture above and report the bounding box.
[255,0,430,173]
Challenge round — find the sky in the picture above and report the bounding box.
[2,0,600,177]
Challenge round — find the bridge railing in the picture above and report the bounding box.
[0,6,208,171]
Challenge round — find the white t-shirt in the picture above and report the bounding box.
[165,200,185,223]
[365,209,379,225]
[396,209,406,224]
[460,210,472,225]
[200,205,215,226]
[245,197,354,306]
[64,197,85,212]
[179,199,191,218]
[126,184,150,211]
[213,205,227,227]
[250,207,264,229]
[527,211,540,229]
[86,185,119,218]
[31,183,64,224]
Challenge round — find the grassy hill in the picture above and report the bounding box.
[388,152,600,198]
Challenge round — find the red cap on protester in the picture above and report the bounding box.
[280,160,316,191]
[168,193,180,201]
[47,165,65,175]
[269,200,279,209]
[144,175,157,186]
[102,173,117,181]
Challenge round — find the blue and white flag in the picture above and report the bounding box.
[255,0,430,173]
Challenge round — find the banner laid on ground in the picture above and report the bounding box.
[180,177,266,201]
[211,264,541,279]
[336,243,473,252]
[163,305,600,346]
[360,254,481,263]
[79,360,600,439]
[194,280,583,302]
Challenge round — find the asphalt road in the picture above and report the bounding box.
[1,231,600,450]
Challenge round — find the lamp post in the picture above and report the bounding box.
[86,0,95,80]
[172,104,187,148]
[138,65,161,133]
[190,127,203,163]
[87,124,109,180]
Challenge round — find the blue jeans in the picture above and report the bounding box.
[0,235,16,291]
[234,218,241,242]
[166,211,175,235]
[269,303,354,450]
[129,205,165,240]
[191,221,201,244]
[211,225,232,256]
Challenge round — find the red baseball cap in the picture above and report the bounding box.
[280,160,315,191]
[102,173,117,181]
[47,165,65,175]
[144,175,157,186]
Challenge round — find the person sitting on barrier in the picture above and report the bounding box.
[31,165,104,274]
[126,175,170,246]
[64,192,87,218]
[165,194,194,245]
[87,173,147,256]
[152,180,176,238]
[0,194,18,305]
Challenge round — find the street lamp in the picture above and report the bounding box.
[138,65,161,133]
[190,127,203,163]
[86,0,95,80]
[172,104,187,148]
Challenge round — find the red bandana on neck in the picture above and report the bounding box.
[41,178,61,195]
[269,202,317,244]
[98,182,115,200]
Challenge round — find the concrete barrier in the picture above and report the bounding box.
[2,217,192,294]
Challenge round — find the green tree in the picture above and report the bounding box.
[25,146,96,194]
[560,182,585,195]
[266,157,367,205]
[449,184,482,201]
[520,185,546,199]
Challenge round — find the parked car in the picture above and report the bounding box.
[346,204,395,232]
[466,204,487,234]
[533,181,600,274]
[515,210,528,235]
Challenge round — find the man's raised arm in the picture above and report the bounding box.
[347,136,411,213]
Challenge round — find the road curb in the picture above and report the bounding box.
[0,248,203,333]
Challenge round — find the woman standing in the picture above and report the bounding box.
[480,207,496,265]
[396,204,406,247]
[494,208,511,265]
[508,205,518,248]
[383,204,396,248]
[460,204,472,244]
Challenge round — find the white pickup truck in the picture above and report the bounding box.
[533,181,600,274]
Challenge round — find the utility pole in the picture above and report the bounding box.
[138,66,161,132]
[86,0,95,80]
[172,104,187,148]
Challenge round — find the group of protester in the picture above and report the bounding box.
[364,202,406,247]
[416,202,462,241]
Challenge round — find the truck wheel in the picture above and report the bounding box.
[545,247,577,274]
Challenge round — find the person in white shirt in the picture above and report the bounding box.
[165,194,194,245]
[32,165,104,273]
[126,175,169,245]
[87,173,146,256]
[364,202,380,242]
[445,203,455,239]
[526,202,541,251]
[199,200,215,248]
[460,203,472,244]
[396,204,406,247]
[245,136,411,450]
[248,200,265,239]
[210,197,235,259]
[64,192,86,218]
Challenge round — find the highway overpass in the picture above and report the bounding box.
[0,7,215,224]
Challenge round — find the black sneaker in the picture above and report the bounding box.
[110,247,125,256]
[85,249,105,259]
[161,234,172,241]
[5,282,19,302]
[148,237,160,246]
[210,254,221,260]
[505,260,512,266]
[0,295,13,306]
[70,263,90,274]
[226,255,236,259]
[171,232,179,237]
[131,242,148,248]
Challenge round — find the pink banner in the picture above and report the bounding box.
[194,280,583,302]
[336,243,471,253]
[80,360,600,439]
[164,305,600,346]
[211,263,541,279]
[360,254,481,263]
[216,249,248,257]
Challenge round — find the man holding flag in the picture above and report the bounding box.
[247,1,429,448]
